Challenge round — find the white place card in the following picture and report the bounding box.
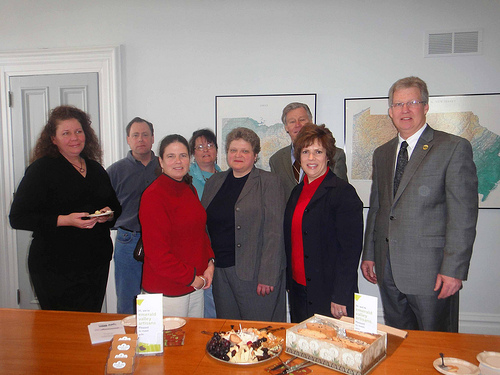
[354,293,378,334]
[136,293,163,355]
[87,320,125,344]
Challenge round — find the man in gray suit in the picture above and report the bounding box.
[269,102,348,199]
[361,76,478,332]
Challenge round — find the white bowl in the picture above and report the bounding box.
[477,351,500,375]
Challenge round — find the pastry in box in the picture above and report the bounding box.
[286,314,387,375]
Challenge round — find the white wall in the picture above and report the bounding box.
[1,0,499,333]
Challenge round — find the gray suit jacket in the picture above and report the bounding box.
[269,145,348,200]
[362,125,478,295]
[201,167,286,286]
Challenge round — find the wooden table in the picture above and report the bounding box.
[0,308,498,374]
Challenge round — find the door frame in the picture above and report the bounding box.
[0,46,123,308]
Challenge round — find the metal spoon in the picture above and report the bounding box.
[438,353,450,371]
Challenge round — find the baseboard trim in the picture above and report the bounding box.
[376,309,500,335]
[459,312,500,335]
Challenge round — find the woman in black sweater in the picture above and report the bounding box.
[9,105,121,312]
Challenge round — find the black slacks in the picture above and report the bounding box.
[30,262,109,312]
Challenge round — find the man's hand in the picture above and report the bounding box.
[361,260,377,284]
[434,274,462,299]
[256,284,274,296]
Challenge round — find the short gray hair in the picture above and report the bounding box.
[388,76,429,107]
[281,102,312,125]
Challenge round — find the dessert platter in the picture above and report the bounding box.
[206,327,283,365]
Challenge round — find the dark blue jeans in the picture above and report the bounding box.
[113,228,142,314]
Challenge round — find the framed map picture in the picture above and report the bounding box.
[344,93,500,208]
[216,94,317,171]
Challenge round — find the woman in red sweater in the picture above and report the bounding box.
[139,134,214,317]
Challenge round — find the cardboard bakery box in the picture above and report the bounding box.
[286,314,387,375]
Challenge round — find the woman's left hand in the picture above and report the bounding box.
[96,206,114,223]
[202,263,214,289]
[331,302,347,319]
[256,284,274,296]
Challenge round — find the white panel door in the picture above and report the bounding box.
[10,73,99,309]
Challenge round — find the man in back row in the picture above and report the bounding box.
[269,102,348,199]
[107,117,159,314]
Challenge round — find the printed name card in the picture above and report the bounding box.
[354,293,378,334]
[136,293,163,355]
[88,320,125,344]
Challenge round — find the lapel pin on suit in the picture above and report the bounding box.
[423,145,429,150]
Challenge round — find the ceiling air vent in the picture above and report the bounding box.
[425,29,482,57]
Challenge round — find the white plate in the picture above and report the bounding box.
[163,317,186,330]
[122,315,186,331]
[88,210,113,218]
[477,351,500,369]
[433,357,480,375]
[121,315,136,327]
[121,315,186,330]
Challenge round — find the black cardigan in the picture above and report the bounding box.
[10,155,121,271]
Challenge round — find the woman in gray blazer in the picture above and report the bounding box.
[201,127,287,322]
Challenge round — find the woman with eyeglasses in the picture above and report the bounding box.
[188,129,222,200]
[188,129,222,319]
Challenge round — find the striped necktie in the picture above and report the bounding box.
[393,141,408,196]
[292,159,301,183]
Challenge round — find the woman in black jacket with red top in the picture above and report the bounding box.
[284,124,363,323]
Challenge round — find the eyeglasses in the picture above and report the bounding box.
[195,143,215,151]
[390,100,427,109]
